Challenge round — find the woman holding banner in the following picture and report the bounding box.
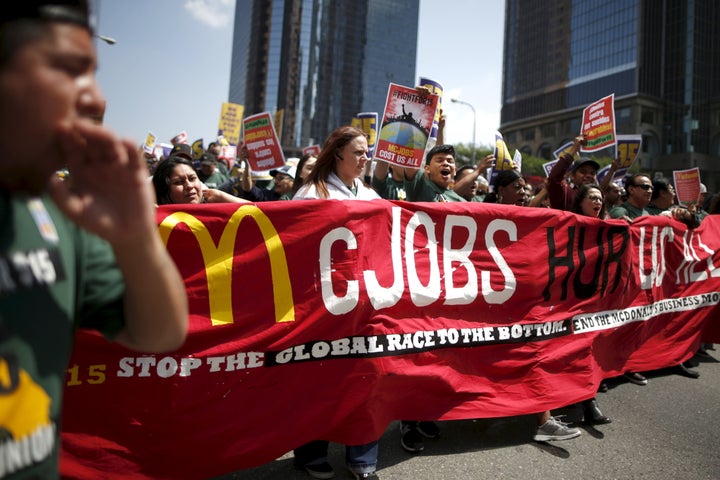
[292,125,380,480]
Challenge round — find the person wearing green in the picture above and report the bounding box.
[0,2,188,477]
[401,144,466,202]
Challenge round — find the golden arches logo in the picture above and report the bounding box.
[158,205,295,325]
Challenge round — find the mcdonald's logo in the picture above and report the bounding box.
[158,205,295,326]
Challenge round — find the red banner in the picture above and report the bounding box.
[61,202,720,479]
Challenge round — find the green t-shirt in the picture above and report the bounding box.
[372,175,407,200]
[404,171,466,202]
[0,193,125,479]
[609,201,648,220]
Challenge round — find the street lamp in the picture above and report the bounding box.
[96,34,117,45]
[450,98,476,162]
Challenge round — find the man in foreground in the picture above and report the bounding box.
[0,2,188,477]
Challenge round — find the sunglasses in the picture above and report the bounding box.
[633,184,653,190]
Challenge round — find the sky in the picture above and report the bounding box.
[95,0,504,151]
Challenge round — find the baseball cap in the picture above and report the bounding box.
[200,153,217,166]
[270,165,296,179]
[571,157,600,172]
[1,1,92,29]
[170,143,193,161]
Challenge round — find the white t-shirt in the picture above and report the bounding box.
[293,172,380,200]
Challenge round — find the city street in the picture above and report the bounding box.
[218,350,719,480]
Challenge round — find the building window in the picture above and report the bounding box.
[522,128,535,141]
[641,108,655,125]
[541,123,556,138]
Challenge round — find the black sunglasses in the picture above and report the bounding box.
[633,184,653,190]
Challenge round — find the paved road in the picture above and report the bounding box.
[217,351,719,480]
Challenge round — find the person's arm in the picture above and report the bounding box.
[547,134,584,209]
[528,185,549,208]
[48,119,187,353]
[600,156,621,192]
[453,154,495,198]
[240,156,253,193]
[203,188,250,203]
[436,109,445,146]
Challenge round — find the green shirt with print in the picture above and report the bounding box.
[404,171,466,202]
[0,193,125,479]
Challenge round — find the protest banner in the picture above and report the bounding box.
[418,77,444,145]
[61,201,720,479]
[243,112,285,171]
[673,167,702,206]
[217,102,244,146]
[375,83,439,168]
[351,112,378,155]
[581,94,616,152]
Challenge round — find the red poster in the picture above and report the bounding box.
[581,94,616,152]
[375,83,439,168]
[243,112,285,171]
[61,202,720,479]
[673,167,702,207]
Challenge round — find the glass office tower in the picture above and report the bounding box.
[501,0,720,188]
[229,0,419,152]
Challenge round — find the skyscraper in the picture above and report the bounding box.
[229,0,420,152]
[500,0,720,189]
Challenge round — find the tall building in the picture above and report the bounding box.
[500,0,720,190]
[229,0,420,153]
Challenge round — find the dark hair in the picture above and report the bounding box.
[570,183,607,218]
[425,144,455,165]
[303,126,366,198]
[0,1,91,69]
[292,152,317,194]
[492,169,522,190]
[625,173,651,188]
[708,193,720,215]
[651,177,672,201]
[454,164,475,181]
[152,156,195,205]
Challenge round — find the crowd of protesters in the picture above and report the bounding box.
[144,120,718,479]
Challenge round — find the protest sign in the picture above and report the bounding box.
[673,167,702,206]
[513,149,523,172]
[490,131,516,186]
[598,134,642,184]
[273,109,284,142]
[418,77,444,144]
[171,131,187,146]
[581,94,616,152]
[191,139,204,159]
[351,112,378,155]
[217,102,244,146]
[303,145,321,156]
[61,201,720,479]
[142,132,156,155]
[243,112,285,171]
[375,83,439,168]
[543,160,558,177]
